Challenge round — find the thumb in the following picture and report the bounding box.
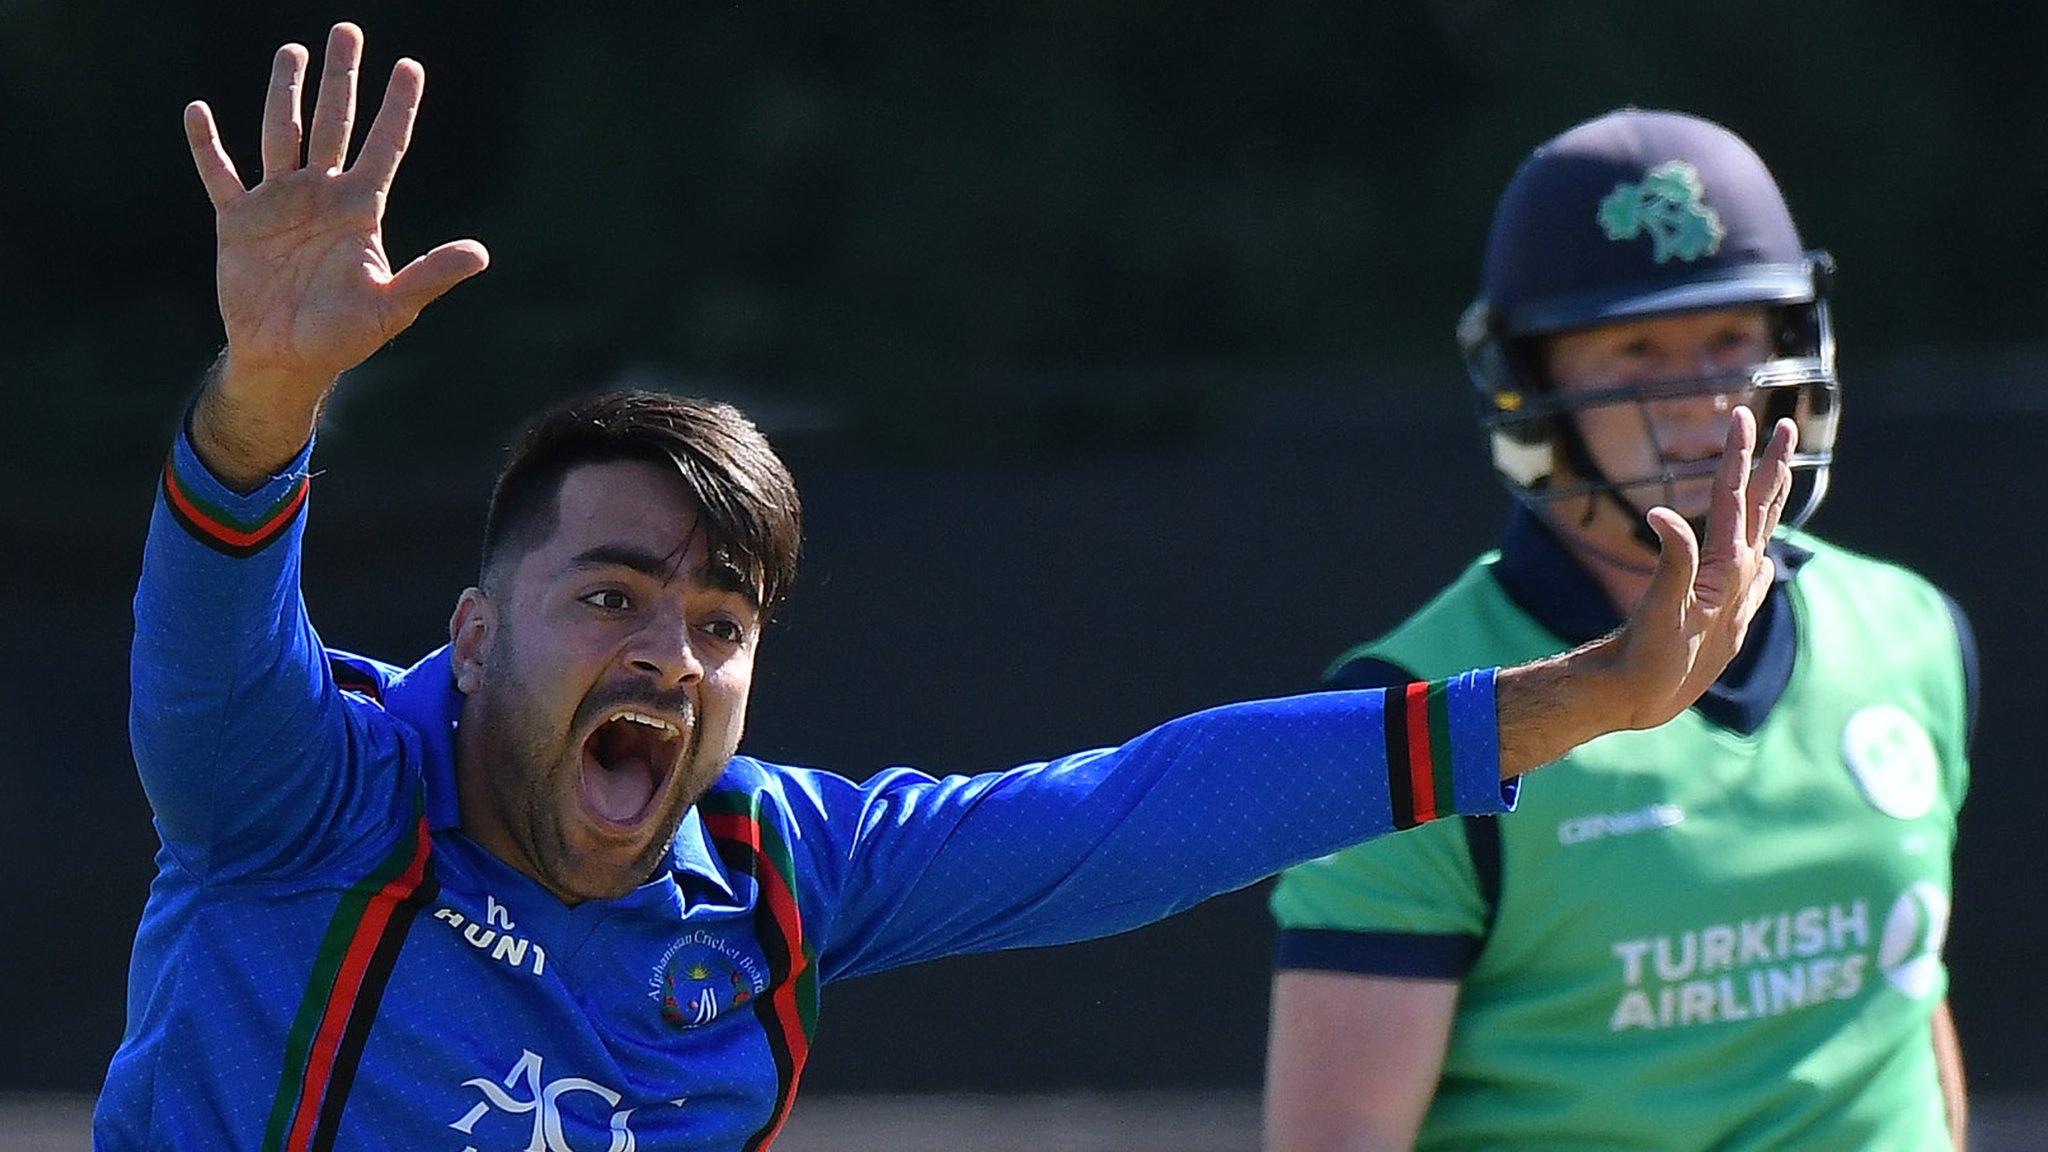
[1637,506,1699,623]
[385,239,491,327]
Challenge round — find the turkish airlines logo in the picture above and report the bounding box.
[1605,880,1950,1032]
[451,1049,669,1152]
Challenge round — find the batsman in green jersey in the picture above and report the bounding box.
[1264,110,1974,1151]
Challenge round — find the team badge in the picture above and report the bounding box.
[650,932,769,1029]
[1596,160,1726,264]
[1841,704,1940,820]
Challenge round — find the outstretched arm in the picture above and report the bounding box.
[134,25,483,875]
[789,411,1795,979]
[184,22,487,489]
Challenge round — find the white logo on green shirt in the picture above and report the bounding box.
[1606,882,1949,1032]
[1557,803,1684,845]
[1878,881,1950,1000]
[1842,705,1939,820]
[1608,900,1870,1032]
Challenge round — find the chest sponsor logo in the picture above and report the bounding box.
[1842,704,1939,820]
[434,896,549,978]
[451,1049,683,1152]
[649,930,768,1029]
[1557,802,1684,846]
[1606,884,1947,1033]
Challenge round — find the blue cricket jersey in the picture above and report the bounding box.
[98,427,1512,1151]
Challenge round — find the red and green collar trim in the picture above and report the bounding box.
[699,789,818,1152]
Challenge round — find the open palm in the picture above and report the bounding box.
[187,23,487,388]
[1615,407,1797,730]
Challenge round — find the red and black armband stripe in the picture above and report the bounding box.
[1382,669,1505,829]
[161,447,310,558]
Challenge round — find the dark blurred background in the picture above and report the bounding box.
[3,0,2042,1110]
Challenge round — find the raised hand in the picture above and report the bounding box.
[184,23,488,489]
[1494,409,1797,775]
[1604,408,1797,729]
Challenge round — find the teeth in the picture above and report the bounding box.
[615,711,679,738]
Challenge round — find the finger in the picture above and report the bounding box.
[1719,553,1775,669]
[353,57,424,192]
[261,42,310,179]
[1700,406,1757,564]
[383,239,492,329]
[1639,507,1700,623]
[184,101,246,210]
[305,23,364,173]
[1749,417,1799,548]
[1740,555,1777,621]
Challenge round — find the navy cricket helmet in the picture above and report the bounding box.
[1459,109,1839,530]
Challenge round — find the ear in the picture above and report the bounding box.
[449,587,496,695]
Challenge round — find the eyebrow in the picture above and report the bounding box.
[566,544,761,607]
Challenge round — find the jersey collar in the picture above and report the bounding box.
[1493,505,1810,735]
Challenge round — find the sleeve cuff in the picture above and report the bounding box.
[1274,927,1479,978]
[1450,667,1517,816]
[161,419,314,558]
[1385,668,1515,829]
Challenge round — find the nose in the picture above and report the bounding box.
[624,607,704,688]
[1691,345,1734,379]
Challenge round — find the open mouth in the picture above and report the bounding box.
[1616,457,1719,501]
[578,709,685,830]
[1659,455,1722,478]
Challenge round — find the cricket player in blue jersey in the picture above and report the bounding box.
[99,26,1794,1151]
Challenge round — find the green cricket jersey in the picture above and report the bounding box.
[1272,515,1972,1151]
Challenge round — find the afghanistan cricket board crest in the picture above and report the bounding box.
[650,931,770,1029]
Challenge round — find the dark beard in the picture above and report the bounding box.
[468,656,708,902]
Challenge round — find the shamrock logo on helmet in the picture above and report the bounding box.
[1596,160,1727,264]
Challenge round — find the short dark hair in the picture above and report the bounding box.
[480,390,803,615]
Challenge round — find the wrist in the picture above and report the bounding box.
[1495,635,1637,778]
[1556,632,1636,737]
[214,347,337,403]
[189,355,330,494]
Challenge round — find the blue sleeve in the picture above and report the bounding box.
[783,673,1511,983]
[1266,651,1501,980]
[129,424,417,881]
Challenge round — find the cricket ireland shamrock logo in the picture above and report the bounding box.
[1596,161,1727,264]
